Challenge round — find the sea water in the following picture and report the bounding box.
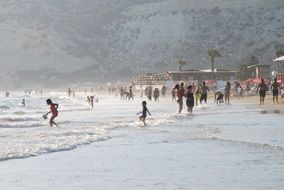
[0,91,283,189]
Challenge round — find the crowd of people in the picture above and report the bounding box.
[1,77,282,128]
[172,77,282,113]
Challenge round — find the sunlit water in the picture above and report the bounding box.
[0,91,283,189]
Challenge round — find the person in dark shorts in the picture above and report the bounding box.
[137,101,151,126]
[185,85,194,113]
[200,81,209,104]
[257,78,268,105]
[271,78,280,104]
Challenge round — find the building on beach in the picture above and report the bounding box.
[167,69,237,82]
[130,69,238,86]
[246,64,271,79]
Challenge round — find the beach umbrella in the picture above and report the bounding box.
[273,56,284,62]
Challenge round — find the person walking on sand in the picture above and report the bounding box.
[185,85,194,113]
[200,81,209,104]
[44,99,59,127]
[257,78,268,105]
[137,101,151,126]
[224,81,231,105]
[271,78,280,104]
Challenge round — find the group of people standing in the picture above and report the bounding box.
[173,80,242,113]
[257,78,281,105]
[119,86,134,100]
[174,82,211,114]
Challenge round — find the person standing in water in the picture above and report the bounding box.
[256,78,268,105]
[137,101,151,126]
[271,78,280,104]
[194,85,201,106]
[161,85,166,98]
[44,99,59,127]
[200,81,209,104]
[90,96,94,109]
[224,81,231,105]
[129,86,134,100]
[185,85,194,113]
[171,87,176,102]
[175,83,185,114]
[214,91,224,106]
[22,99,26,107]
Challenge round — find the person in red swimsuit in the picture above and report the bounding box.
[44,99,59,127]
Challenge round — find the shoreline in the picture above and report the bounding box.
[233,94,284,110]
[0,94,283,189]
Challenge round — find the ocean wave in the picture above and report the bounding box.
[60,108,91,112]
[0,116,41,122]
[201,136,284,151]
[13,111,26,115]
[0,129,110,162]
[0,122,44,128]
[0,105,10,110]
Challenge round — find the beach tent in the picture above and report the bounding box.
[273,56,284,62]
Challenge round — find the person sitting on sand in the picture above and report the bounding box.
[44,99,59,127]
[137,101,151,126]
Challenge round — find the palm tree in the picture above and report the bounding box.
[207,49,221,72]
[177,60,186,71]
[249,55,259,65]
[275,48,284,58]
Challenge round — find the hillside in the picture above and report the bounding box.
[0,0,283,88]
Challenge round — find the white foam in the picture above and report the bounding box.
[0,92,283,162]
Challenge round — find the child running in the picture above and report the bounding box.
[137,101,151,126]
[44,99,59,127]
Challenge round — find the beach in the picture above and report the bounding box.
[0,92,283,190]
